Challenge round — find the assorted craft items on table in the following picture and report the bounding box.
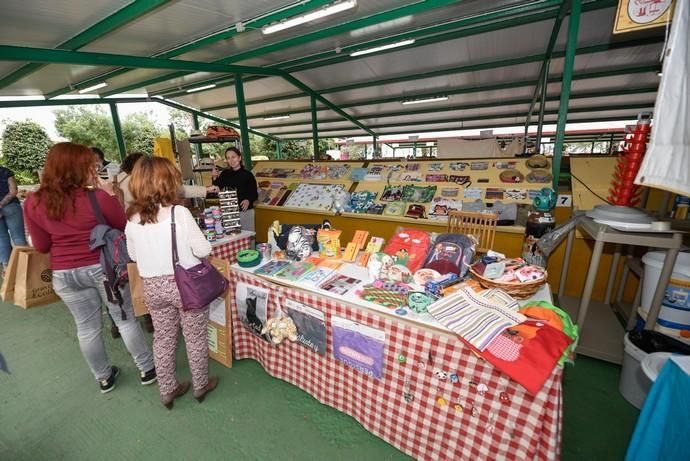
[252,158,552,224]
[240,220,577,396]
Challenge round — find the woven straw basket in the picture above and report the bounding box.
[469,266,547,299]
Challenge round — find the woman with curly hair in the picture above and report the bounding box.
[125,156,218,409]
[23,142,156,394]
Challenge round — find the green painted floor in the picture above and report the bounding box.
[1,300,639,461]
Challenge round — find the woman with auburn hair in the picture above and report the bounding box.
[125,156,218,409]
[23,142,156,394]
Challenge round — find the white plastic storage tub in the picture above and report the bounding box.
[640,251,690,337]
[619,333,652,409]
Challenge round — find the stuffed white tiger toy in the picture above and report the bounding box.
[286,226,314,261]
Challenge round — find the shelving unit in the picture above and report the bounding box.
[252,157,550,227]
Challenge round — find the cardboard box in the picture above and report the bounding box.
[127,258,233,367]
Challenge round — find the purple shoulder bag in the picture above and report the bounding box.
[171,206,229,310]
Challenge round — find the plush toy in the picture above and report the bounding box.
[331,189,349,214]
[261,311,298,345]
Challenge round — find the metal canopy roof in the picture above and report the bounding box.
[0,0,663,141]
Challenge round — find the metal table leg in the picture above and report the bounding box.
[577,237,606,328]
[558,228,575,298]
[615,246,635,306]
[604,244,622,305]
[627,273,643,331]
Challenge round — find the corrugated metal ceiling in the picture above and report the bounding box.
[0,0,665,139]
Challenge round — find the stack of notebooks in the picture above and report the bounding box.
[252,257,362,295]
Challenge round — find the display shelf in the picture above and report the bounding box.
[253,161,362,214]
[255,204,337,216]
[559,295,625,364]
[252,158,553,233]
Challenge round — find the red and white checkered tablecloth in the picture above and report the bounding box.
[211,234,254,263]
[230,269,562,461]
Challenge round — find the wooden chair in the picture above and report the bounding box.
[447,210,498,253]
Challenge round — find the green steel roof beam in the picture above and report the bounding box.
[254,88,657,128]
[0,45,283,77]
[278,114,645,139]
[329,65,660,108]
[248,85,658,122]
[158,0,621,103]
[199,34,661,113]
[247,85,659,122]
[100,0,460,98]
[0,0,172,91]
[245,65,658,119]
[153,0,568,98]
[0,95,277,141]
[282,74,375,137]
[155,98,278,141]
[524,0,570,133]
[279,0,616,73]
[153,0,619,103]
[267,102,652,135]
[44,0,334,98]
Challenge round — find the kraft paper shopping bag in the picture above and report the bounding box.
[13,248,59,308]
[1,245,31,303]
[127,262,149,317]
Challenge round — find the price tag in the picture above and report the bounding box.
[557,194,572,207]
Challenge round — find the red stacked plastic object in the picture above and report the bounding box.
[609,113,651,206]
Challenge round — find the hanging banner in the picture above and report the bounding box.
[332,316,385,380]
[285,299,327,355]
[613,0,675,34]
[235,282,270,342]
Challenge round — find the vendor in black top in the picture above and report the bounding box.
[212,147,258,232]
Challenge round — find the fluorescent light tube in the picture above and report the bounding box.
[263,115,291,121]
[402,96,449,105]
[78,82,107,94]
[262,0,357,34]
[187,84,216,93]
[350,39,415,57]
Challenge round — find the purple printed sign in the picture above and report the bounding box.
[331,316,385,380]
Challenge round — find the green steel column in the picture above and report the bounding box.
[552,0,581,190]
[311,95,319,160]
[234,73,252,169]
[191,113,203,157]
[413,143,417,158]
[109,103,126,161]
[372,136,378,158]
[535,63,550,152]
[276,140,282,159]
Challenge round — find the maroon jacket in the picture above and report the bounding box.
[24,188,126,270]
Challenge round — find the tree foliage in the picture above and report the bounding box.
[53,106,166,160]
[0,120,52,183]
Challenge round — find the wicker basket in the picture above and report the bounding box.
[469,266,547,299]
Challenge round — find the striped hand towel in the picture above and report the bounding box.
[428,287,526,351]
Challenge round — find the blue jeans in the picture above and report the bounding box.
[52,264,154,381]
[0,201,28,266]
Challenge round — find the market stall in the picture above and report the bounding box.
[222,221,575,461]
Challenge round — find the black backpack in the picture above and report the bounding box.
[87,191,131,320]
